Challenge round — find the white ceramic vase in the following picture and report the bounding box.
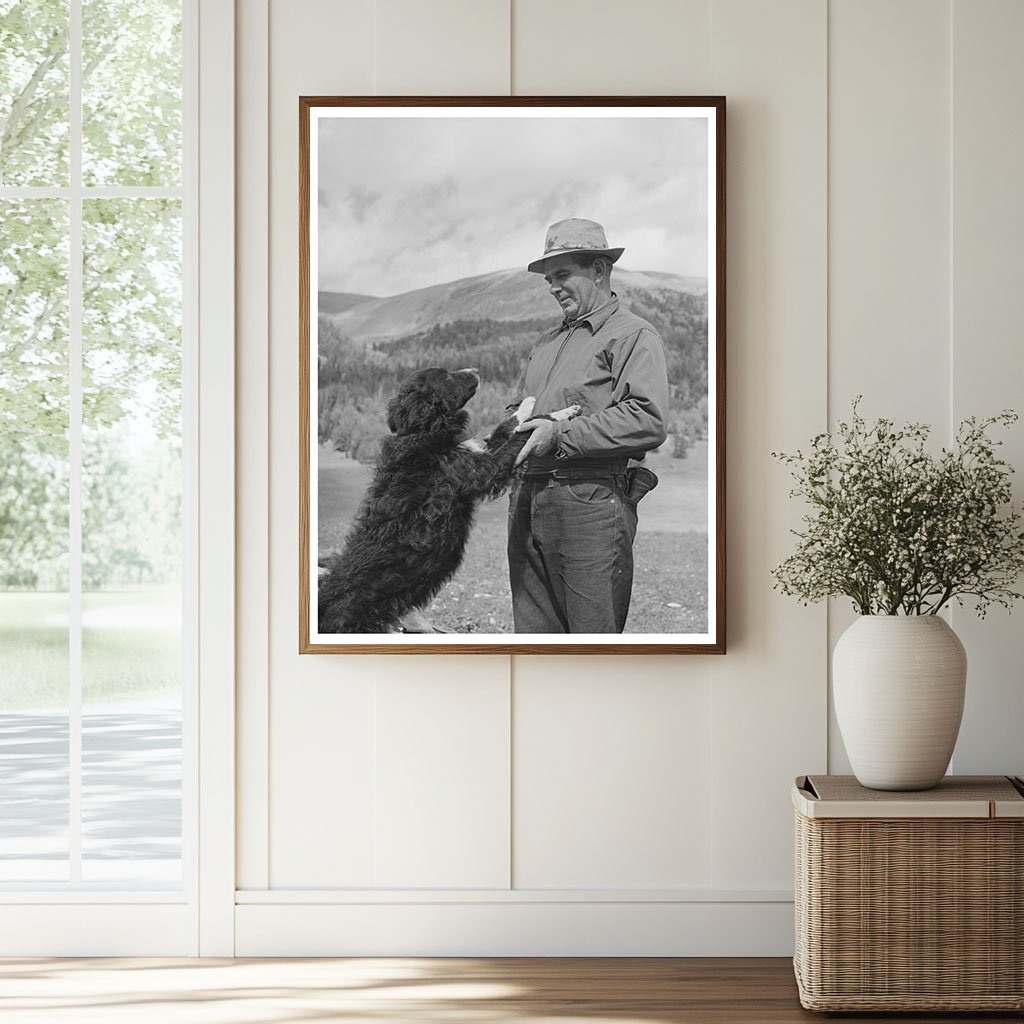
[833,615,967,791]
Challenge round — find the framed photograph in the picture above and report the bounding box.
[300,96,725,654]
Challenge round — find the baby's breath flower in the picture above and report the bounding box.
[772,399,1024,616]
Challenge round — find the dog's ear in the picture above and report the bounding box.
[388,372,449,435]
[387,391,437,434]
[389,368,477,435]
[411,387,456,434]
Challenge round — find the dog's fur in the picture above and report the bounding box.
[318,367,553,635]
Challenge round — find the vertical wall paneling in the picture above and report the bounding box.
[512,0,712,95]
[827,0,951,773]
[197,0,236,955]
[375,659,511,888]
[513,660,713,889]
[266,0,377,888]
[270,665,379,886]
[828,0,951,423]
[949,0,1024,777]
[232,0,1024,954]
[370,0,514,891]
[509,0,719,898]
[236,0,270,892]
[375,0,511,95]
[708,0,828,889]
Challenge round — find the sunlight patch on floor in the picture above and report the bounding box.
[0,958,689,1024]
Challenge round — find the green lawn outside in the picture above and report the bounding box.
[0,589,181,710]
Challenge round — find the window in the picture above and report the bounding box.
[1,0,192,890]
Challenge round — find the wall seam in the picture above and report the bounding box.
[508,0,515,95]
[371,673,379,887]
[824,0,833,772]
[946,0,956,771]
[235,0,271,894]
[707,0,715,889]
[372,0,378,94]
[947,0,955,448]
[508,657,515,889]
[709,0,714,91]
[262,0,271,890]
[507,0,515,893]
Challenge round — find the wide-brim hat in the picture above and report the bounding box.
[527,218,625,274]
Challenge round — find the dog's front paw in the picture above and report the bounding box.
[514,396,537,425]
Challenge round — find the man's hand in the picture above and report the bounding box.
[515,419,560,466]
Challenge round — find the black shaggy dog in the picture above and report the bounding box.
[318,367,573,634]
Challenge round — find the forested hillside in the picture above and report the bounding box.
[317,272,709,464]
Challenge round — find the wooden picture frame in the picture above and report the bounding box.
[300,96,725,654]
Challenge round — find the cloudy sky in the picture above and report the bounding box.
[316,112,710,297]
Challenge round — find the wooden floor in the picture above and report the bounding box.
[0,957,1020,1023]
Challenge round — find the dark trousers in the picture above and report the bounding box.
[507,473,638,633]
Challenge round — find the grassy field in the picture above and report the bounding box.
[0,589,180,710]
[318,443,710,634]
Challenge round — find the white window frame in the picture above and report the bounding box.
[195,0,236,957]
[0,0,235,956]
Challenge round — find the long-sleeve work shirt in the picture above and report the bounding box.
[518,294,670,464]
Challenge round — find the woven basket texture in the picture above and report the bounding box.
[794,810,1024,1011]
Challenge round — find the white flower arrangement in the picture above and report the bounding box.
[772,400,1024,616]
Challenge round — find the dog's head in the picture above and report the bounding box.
[386,367,480,435]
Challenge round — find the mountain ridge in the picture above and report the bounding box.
[318,291,379,315]
[319,266,707,343]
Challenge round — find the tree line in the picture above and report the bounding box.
[318,290,709,464]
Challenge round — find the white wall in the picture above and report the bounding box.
[234,0,1024,955]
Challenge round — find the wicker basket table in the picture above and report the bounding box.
[793,774,1024,1012]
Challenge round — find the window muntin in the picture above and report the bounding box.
[0,0,187,889]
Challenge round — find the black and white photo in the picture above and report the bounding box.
[299,97,725,653]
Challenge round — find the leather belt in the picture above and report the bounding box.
[523,457,628,478]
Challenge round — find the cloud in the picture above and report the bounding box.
[315,112,710,295]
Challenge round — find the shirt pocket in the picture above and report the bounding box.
[563,386,592,415]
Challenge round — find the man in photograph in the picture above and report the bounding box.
[509,218,670,633]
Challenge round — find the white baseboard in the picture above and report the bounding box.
[0,904,195,956]
[235,899,795,956]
